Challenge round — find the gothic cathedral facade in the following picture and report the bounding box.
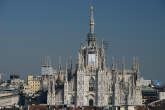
[43,6,142,107]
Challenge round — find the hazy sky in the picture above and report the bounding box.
[0,0,165,82]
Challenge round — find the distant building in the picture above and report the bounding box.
[140,77,151,87]
[142,87,158,104]
[24,75,41,94]
[10,75,20,80]
[141,79,165,104]
[0,90,19,107]
[10,78,24,84]
[10,75,24,90]
[0,74,25,91]
[159,92,165,100]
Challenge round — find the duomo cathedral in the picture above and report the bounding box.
[41,6,142,107]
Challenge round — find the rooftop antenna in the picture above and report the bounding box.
[132,56,139,72]
[69,56,72,69]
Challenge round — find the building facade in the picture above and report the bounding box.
[24,75,41,94]
[43,6,142,107]
[0,90,19,107]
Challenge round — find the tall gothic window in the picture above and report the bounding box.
[89,77,95,91]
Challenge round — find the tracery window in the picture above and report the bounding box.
[89,77,95,91]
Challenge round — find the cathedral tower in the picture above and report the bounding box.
[76,6,107,107]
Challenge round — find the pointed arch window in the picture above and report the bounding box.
[89,77,95,91]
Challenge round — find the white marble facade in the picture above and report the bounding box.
[44,6,142,107]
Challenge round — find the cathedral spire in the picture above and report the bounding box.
[90,6,94,34]
[65,63,68,82]
[122,56,125,82]
[58,56,62,70]
[122,56,125,73]
[52,75,56,105]
[112,56,115,71]
[88,6,96,45]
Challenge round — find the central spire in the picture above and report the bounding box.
[90,6,94,33]
[87,6,96,45]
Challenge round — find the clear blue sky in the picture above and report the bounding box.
[0,0,165,82]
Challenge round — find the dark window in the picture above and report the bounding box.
[89,99,94,106]
[89,77,95,91]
